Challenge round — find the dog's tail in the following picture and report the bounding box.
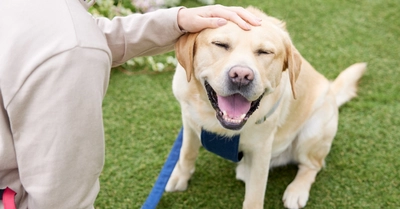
[330,62,367,107]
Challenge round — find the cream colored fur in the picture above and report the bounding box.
[165,7,366,209]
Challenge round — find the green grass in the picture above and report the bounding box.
[95,0,400,208]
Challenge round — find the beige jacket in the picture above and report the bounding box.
[0,0,184,208]
[89,0,185,66]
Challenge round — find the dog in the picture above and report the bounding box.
[165,6,366,209]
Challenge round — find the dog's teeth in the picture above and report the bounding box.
[223,116,241,124]
[223,115,229,121]
[221,111,244,124]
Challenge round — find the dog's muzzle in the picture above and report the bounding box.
[205,80,263,130]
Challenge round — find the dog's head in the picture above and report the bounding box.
[175,7,302,130]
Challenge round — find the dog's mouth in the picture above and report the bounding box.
[205,81,263,130]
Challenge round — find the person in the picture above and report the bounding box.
[0,0,261,208]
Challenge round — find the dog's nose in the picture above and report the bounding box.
[229,66,254,86]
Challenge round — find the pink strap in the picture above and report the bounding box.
[2,187,16,209]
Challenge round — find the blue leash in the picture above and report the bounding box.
[141,128,183,209]
[141,127,242,208]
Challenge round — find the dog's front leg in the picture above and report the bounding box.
[165,126,201,192]
[241,139,273,209]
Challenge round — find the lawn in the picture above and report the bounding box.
[95,0,400,208]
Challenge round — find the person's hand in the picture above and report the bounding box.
[177,5,262,33]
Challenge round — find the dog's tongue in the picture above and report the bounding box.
[217,94,251,119]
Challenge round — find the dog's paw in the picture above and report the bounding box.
[165,165,194,192]
[282,183,309,209]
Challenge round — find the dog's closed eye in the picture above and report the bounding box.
[212,41,230,50]
[256,49,274,55]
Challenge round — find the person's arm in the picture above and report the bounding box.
[95,7,184,67]
[95,5,262,67]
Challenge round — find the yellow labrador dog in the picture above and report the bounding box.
[166,7,366,209]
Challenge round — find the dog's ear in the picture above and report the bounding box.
[284,43,302,99]
[175,33,199,82]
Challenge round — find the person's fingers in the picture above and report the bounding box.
[195,17,228,30]
[205,5,261,31]
[224,6,262,26]
[178,5,262,33]
[208,6,250,30]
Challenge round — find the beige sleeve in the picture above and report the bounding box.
[95,7,185,67]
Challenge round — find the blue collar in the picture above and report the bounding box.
[201,95,283,162]
[201,129,243,163]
